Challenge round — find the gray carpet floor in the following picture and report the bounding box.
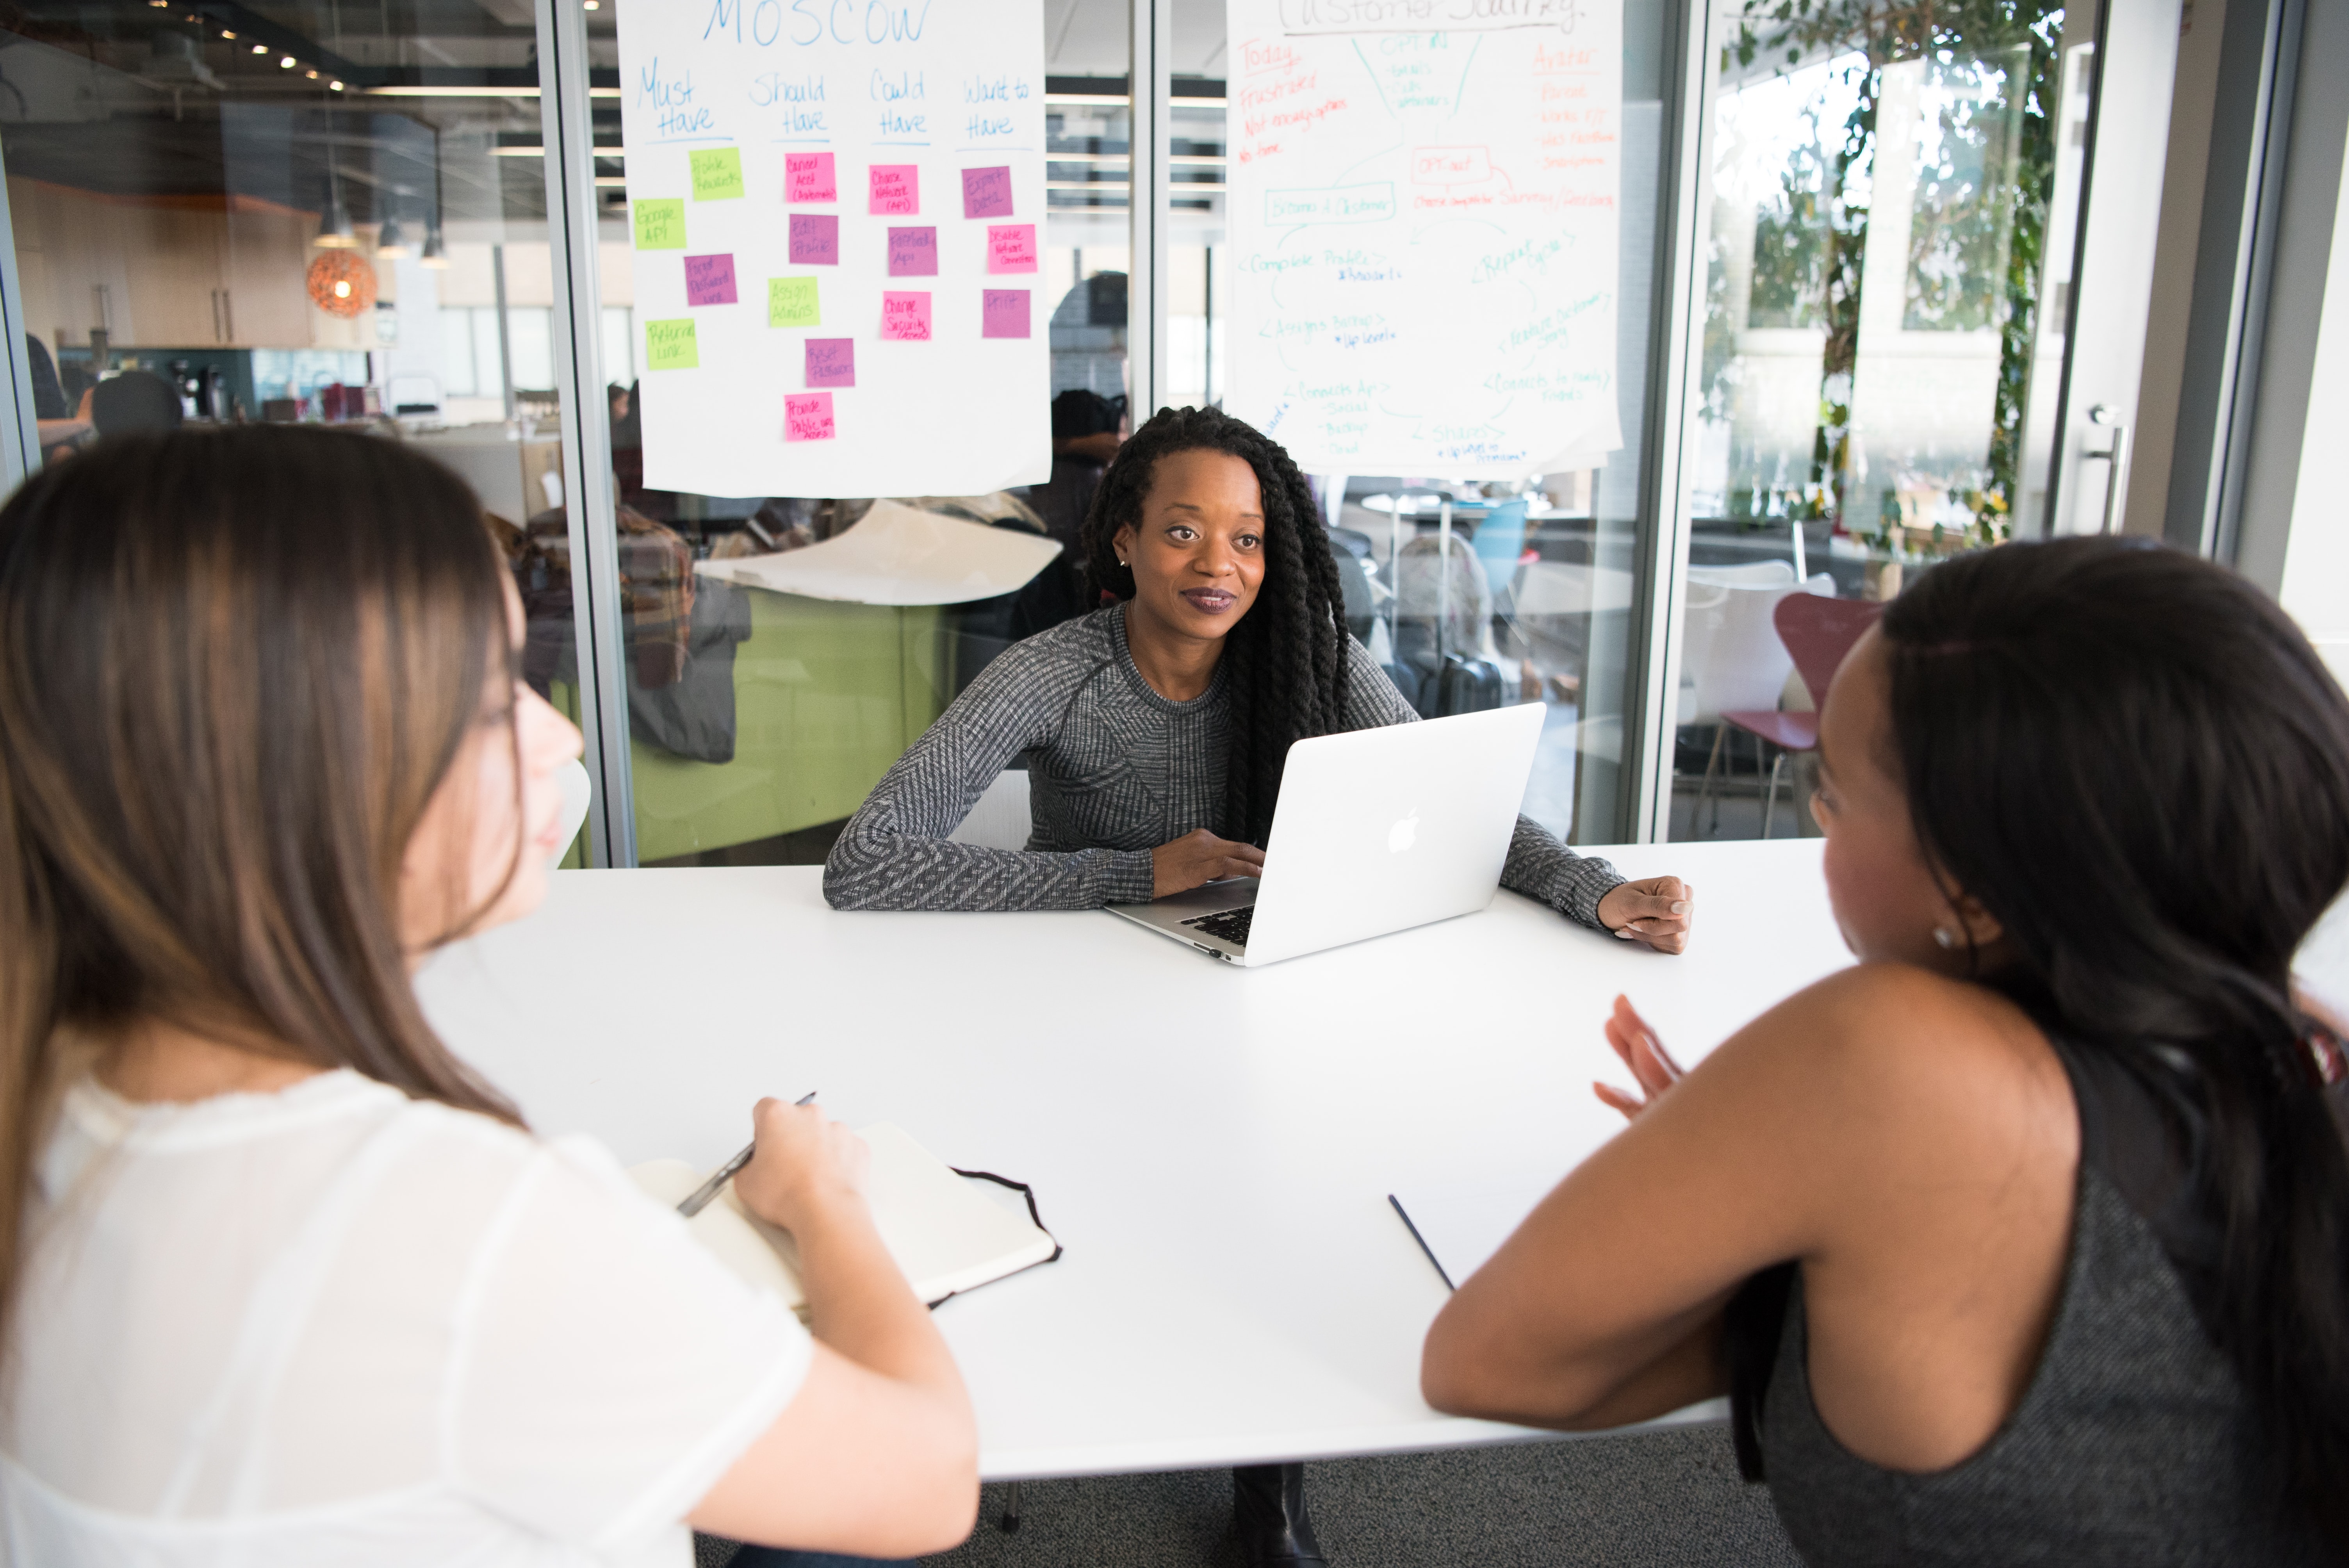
[699,1424,1803,1567]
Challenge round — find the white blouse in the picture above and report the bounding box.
[1,1068,812,1566]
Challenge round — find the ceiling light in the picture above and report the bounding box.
[419,224,449,268]
[315,188,357,248]
[306,69,318,78]
[280,55,296,68]
[329,79,344,91]
[220,27,235,36]
[376,215,411,257]
[250,43,266,53]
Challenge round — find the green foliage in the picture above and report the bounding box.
[1721,1,2063,545]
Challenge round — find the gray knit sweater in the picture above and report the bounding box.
[822,603,1624,923]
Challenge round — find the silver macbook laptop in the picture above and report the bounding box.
[1106,703,1548,967]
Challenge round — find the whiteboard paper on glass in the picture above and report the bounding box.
[616,0,1050,499]
[696,498,1061,605]
[1222,0,1624,478]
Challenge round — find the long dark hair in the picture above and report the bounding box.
[0,426,527,1339]
[1079,406,1348,844]
[1880,536,2349,1545]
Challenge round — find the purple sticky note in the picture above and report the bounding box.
[682,253,738,307]
[986,223,1038,274]
[786,151,837,203]
[789,213,840,265]
[869,164,920,216]
[962,165,1013,219]
[880,290,933,340]
[887,226,938,277]
[784,392,836,442]
[981,289,1030,339]
[805,337,855,388]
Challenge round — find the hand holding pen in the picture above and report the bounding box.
[724,1092,875,1236]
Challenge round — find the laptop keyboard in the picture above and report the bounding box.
[1181,906,1254,949]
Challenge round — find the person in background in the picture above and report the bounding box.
[1421,537,2349,1566]
[825,403,1695,1568]
[89,369,184,439]
[1025,388,1125,551]
[0,426,979,1567]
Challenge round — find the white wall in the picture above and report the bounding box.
[2278,148,2349,689]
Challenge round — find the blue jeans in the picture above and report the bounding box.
[727,1550,910,1568]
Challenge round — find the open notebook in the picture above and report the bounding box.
[631,1123,1059,1318]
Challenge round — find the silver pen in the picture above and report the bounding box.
[677,1090,818,1218]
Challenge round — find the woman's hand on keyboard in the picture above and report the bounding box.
[1150,829,1267,897]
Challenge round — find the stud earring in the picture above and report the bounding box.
[1933,927,1957,949]
[1117,558,1127,567]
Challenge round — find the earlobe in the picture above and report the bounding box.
[1952,892,2004,949]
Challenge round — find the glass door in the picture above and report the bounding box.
[1666,0,2174,843]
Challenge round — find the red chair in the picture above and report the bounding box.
[1717,594,1884,837]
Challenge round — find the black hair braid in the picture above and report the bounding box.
[1077,406,1350,845]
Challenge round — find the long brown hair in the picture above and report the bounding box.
[0,425,526,1335]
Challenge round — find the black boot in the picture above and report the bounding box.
[1233,1461,1327,1567]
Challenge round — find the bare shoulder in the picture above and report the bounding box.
[1727,964,2076,1172]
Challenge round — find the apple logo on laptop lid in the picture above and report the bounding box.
[1388,807,1419,853]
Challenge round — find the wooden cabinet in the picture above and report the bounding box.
[8,177,327,351]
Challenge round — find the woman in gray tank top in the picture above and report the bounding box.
[1420,537,2349,1564]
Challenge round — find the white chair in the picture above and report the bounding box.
[1677,572,1834,834]
[948,770,1032,851]
[550,756,592,868]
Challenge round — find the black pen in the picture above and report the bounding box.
[677,1090,818,1218]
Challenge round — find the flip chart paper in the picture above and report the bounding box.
[786,151,837,202]
[888,227,939,276]
[981,289,1029,339]
[633,198,685,249]
[690,147,745,201]
[790,214,840,265]
[698,499,1062,605]
[961,166,1013,218]
[1223,0,1625,476]
[806,338,856,387]
[786,392,836,441]
[770,277,821,328]
[619,0,1049,495]
[646,318,700,370]
[684,254,738,306]
[881,291,933,340]
[985,224,1037,274]
[869,164,920,214]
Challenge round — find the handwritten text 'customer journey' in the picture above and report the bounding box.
[1223,0,1624,475]
[617,0,1049,497]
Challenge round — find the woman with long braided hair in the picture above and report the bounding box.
[824,406,1693,1567]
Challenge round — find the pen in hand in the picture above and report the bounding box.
[677,1090,818,1218]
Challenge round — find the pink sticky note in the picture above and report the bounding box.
[986,223,1038,274]
[683,253,737,306]
[981,289,1030,339]
[887,226,938,276]
[785,392,836,442]
[880,290,933,341]
[789,213,839,265]
[805,337,855,388]
[962,166,1013,219]
[785,151,837,203]
[868,164,919,215]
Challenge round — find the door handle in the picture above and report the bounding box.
[2085,404,2129,536]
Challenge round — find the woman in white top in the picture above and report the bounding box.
[0,425,979,1566]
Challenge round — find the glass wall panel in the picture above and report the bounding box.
[1670,0,2074,842]
[0,0,588,859]
[581,0,1126,866]
[1161,0,1674,846]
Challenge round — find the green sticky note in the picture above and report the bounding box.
[633,198,685,250]
[645,317,700,370]
[690,147,745,201]
[768,276,820,328]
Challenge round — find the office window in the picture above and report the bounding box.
[1668,0,2075,843]
[1160,0,1675,846]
